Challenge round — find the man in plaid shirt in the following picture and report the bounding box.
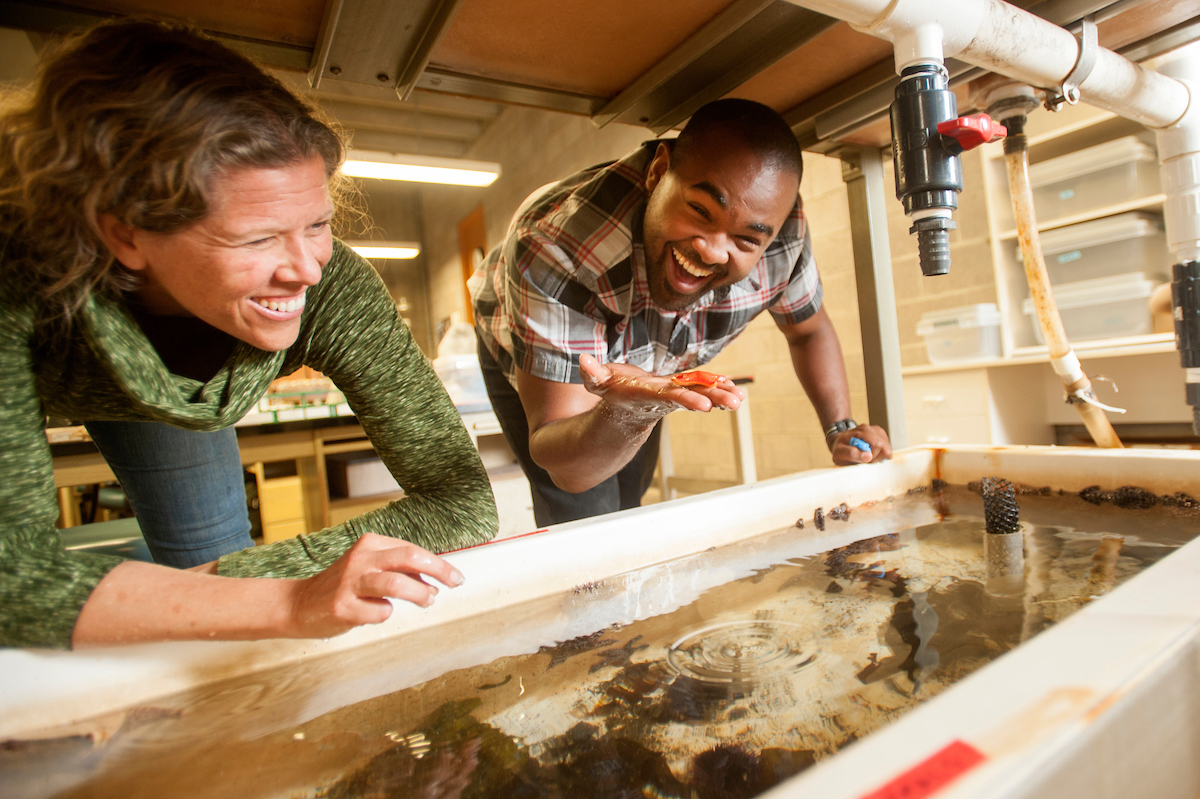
[470,99,891,526]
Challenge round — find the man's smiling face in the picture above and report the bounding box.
[641,131,799,312]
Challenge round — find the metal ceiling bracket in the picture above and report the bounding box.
[308,0,345,89]
[312,0,466,95]
[1043,15,1098,112]
[393,0,468,102]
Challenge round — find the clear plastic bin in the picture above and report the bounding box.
[1027,136,1159,222]
[432,354,490,410]
[917,303,1003,364]
[1021,271,1156,344]
[1010,212,1167,285]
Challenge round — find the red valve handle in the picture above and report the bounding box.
[937,114,1007,151]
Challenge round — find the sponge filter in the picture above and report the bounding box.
[981,476,1020,535]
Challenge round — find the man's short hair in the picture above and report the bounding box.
[671,99,803,183]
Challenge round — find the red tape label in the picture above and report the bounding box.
[857,739,987,799]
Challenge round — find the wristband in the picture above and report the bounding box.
[824,418,858,439]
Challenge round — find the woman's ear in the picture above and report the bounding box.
[95,214,148,271]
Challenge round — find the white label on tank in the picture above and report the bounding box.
[1057,250,1083,264]
[1058,189,1076,200]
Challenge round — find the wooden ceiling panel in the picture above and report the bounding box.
[725,22,892,113]
[1097,0,1200,53]
[428,0,741,98]
[64,0,326,46]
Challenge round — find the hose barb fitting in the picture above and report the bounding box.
[890,65,1006,277]
[1172,260,1200,435]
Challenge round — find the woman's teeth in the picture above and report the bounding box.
[255,297,305,313]
[673,248,715,278]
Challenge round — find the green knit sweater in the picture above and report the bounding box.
[0,239,498,649]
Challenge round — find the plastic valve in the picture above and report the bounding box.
[937,114,1007,151]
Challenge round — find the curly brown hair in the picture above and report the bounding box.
[0,18,355,318]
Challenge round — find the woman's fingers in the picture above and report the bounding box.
[359,536,465,588]
[356,569,438,608]
[292,535,468,637]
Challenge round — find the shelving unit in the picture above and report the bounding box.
[979,103,1168,356]
[899,102,1193,447]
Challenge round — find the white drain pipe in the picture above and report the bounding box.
[1156,52,1200,263]
[782,0,1190,128]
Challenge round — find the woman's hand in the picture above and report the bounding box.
[286,533,465,639]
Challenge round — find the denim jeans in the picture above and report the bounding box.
[477,338,661,527]
[83,420,254,568]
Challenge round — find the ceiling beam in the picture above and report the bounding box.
[342,130,469,158]
[592,0,775,128]
[600,1,838,132]
[315,99,485,141]
[0,0,312,70]
[415,68,607,116]
[275,70,503,120]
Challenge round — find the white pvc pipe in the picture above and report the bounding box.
[1156,51,1200,262]
[783,0,1191,130]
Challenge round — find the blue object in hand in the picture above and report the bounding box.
[849,436,872,453]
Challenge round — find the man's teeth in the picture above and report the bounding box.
[673,248,715,278]
[255,297,305,312]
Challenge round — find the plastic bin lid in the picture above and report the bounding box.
[1029,135,1156,187]
[1020,212,1162,258]
[1021,271,1156,314]
[433,354,481,371]
[916,303,1002,336]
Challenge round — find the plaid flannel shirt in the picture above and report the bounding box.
[469,142,823,386]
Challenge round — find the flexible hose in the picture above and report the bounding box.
[1003,119,1123,448]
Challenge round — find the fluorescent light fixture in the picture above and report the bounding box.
[348,241,421,260]
[342,149,501,187]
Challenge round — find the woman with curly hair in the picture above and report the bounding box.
[0,19,498,649]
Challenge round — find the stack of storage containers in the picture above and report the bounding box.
[917,303,1003,365]
[1015,136,1166,344]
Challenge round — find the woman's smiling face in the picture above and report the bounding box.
[641,133,799,312]
[108,155,334,352]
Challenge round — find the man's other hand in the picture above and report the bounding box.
[828,423,892,465]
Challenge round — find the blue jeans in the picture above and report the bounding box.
[83,421,254,568]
